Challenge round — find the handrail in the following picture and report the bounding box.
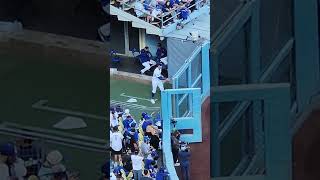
[113,0,208,28]
[161,89,179,180]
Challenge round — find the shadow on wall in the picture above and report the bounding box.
[0,0,107,40]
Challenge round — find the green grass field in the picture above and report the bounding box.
[110,77,164,120]
[0,52,107,179]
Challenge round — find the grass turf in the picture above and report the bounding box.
[0,52,107,179]
[110,77,169,120]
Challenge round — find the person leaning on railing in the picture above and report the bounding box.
[134,0,152,22]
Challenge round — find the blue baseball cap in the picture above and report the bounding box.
[0,143,15,156]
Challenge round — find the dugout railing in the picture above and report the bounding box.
[112,0,209,29]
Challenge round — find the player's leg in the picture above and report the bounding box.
[141,62,151,74]
[160,57,168,65]
[158,80,165,91]
[150,60,157,66]
[151,79,158,104]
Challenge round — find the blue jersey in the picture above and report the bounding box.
[178,150,191,167]
[156,47,167,59]
[156,171,169,180]
[144,159,153,169]
[131,131,139,142]
[139,49,152,63]
[142,120,153,131]
[113,165,126,175]
[169,0,175,7]
[123,118,136,129]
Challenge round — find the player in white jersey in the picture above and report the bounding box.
[151,63,169,104]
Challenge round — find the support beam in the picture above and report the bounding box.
[294,0,320,113]
[124,21,130,55]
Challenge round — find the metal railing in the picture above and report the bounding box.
[112,0,209,28]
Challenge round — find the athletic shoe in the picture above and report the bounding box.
[150,99,155,104]
[174,163,180,166]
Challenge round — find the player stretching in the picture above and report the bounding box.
[151,63,169,104]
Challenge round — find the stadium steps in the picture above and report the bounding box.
[110,5,162,36]
[0,122,108,153]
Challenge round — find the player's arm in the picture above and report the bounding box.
[155,70,166,80]
[157,75,166,80]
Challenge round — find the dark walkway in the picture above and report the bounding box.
[188,97,211,179]
[294,108,320,180]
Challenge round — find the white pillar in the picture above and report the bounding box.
[124,22,130,55]
[139,29,146,50]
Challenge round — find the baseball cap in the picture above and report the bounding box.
[46,150,63,165]
[0,142,15,156]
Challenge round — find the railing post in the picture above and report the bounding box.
[161,16,164,28]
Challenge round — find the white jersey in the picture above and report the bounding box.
[152,68,163,81]
[110,132,124,151]
[152,67,165,94]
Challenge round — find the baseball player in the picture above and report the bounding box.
[151,63,169,104]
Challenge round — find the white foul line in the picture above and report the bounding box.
[32,100,107,120]
[110,100,160,110]
[120,93,158,102]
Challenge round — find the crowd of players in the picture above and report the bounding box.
[136,43,168,75]
[109,105,169,180]
[109,105,192,180]
[112,0,207,27]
